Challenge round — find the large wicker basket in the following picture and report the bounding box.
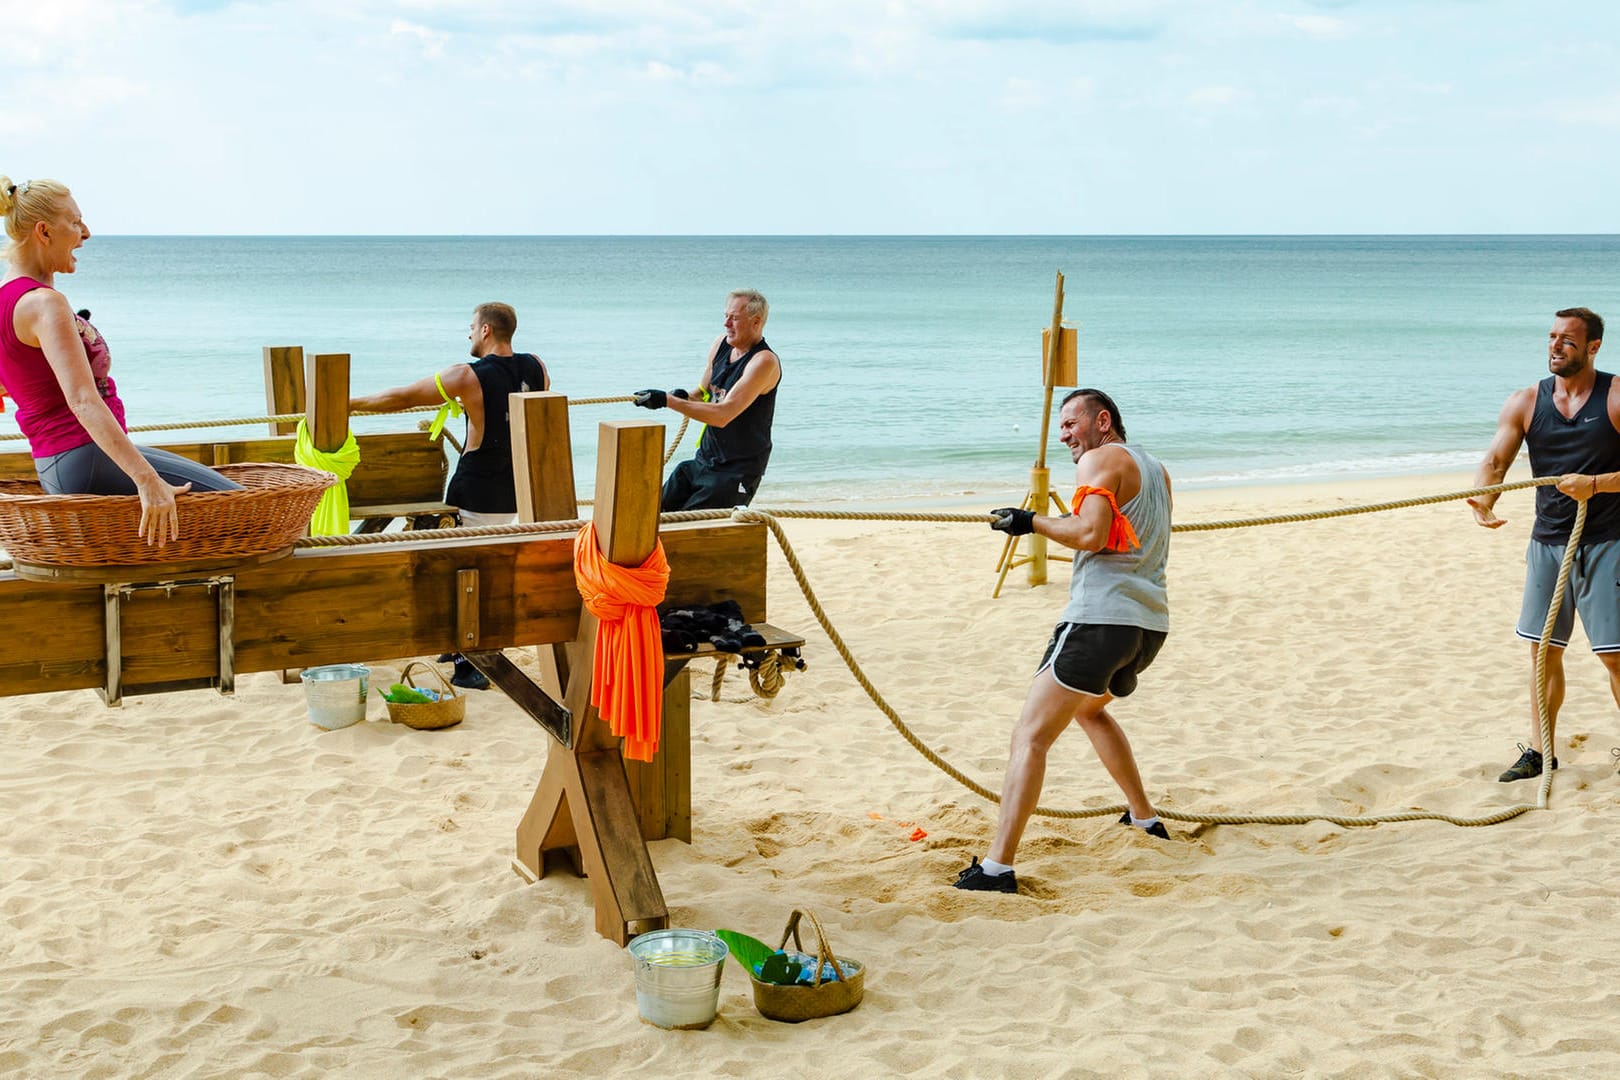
[0,463,334,568]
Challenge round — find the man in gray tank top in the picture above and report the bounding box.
[1469,307,1620,782]
[954,389,1174,895]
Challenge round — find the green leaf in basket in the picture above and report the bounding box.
[758,952,803,986]
[385,683,432,704]
[714,929,773,973]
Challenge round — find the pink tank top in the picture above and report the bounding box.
[0,277,126,457]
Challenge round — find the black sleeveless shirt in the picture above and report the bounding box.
[696,337,778,476]
[444,352,548,513]
[1528,370,1620,545]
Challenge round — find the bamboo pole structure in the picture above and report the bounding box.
[992,272,1073,598]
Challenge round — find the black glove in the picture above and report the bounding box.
[632,389,667,409]
[671,388,690,400]
[989,507,1035,535]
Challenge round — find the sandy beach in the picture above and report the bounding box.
[4,469,1620,1078]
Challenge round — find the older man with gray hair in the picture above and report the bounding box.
[635,288,782,511]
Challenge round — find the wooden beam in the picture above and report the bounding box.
[263,346,305,436]
[0,522,762,697]
[511,391,577,709]
[463,649,570,745]
[511,392,577,523]
[307,353,350,453]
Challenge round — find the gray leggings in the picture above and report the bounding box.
[35,443,242,495]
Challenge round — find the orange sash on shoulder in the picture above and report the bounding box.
[1070,485,1140,553]
[573,523,671,762]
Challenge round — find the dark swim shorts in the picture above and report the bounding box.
[1036,622,1168,698]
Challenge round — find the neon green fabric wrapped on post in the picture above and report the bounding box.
[295,418,361,536]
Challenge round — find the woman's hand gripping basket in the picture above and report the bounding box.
[748,909,865,1023]
[382,661,466,730]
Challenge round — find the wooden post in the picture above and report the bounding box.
[512,391,578,703]
[513,419,668,945]
[512,392,577,523]
[263,346,305,436]
[306,353,350,453]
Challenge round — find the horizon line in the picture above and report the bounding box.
[86,231,1620,240]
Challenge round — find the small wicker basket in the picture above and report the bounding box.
[749,909,865,1023]
[384,661,466,730]
[0,463,333,568]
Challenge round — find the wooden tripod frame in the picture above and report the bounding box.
[992,270,1071,598]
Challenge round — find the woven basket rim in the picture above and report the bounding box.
[0,463,334,505]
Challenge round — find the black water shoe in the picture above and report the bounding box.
[952,857,1017,894]
[1498,745,1557,783]
[1118,811,1171,840]
[451,660,490,691]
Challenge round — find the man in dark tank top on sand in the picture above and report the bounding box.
[1470,307,1620,782]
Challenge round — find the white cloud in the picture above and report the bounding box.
[389,18,449,58]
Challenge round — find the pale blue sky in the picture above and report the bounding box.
[3,0,1616,234]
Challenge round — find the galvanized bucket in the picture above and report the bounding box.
[300,664,370,730]
[627,929,728,1029]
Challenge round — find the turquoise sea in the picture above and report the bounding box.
[5,235,1617,501]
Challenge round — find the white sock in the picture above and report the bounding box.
[980,857,1013,876]
[1129,815,1161,830]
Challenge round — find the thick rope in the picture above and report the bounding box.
[0,395,641,442]
[664,415,689,465]
[732,486,1585,828]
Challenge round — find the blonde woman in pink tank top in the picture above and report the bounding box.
[0,176,237,545]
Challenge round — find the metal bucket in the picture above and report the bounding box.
[300,664,370,730]
[627,929,729,1030]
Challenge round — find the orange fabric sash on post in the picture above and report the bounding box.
[572,523,671,762]
[1070,485,1140,553]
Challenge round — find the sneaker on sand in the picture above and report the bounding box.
[1118,811,1171,840]
[952,857,1017,894]
[451,661,491,691]
[1498,744,1557,783]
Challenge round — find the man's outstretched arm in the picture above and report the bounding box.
[351,364,477,413]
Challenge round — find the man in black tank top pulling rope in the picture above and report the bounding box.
[1469,307,1620,782]
[634,288,781,511]
[351,301,550,689]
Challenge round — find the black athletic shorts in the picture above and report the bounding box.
[1037,622,1167,698]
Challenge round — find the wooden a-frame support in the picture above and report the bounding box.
[507,419,670,945]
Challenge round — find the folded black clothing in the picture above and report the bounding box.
[659,600,766,653]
